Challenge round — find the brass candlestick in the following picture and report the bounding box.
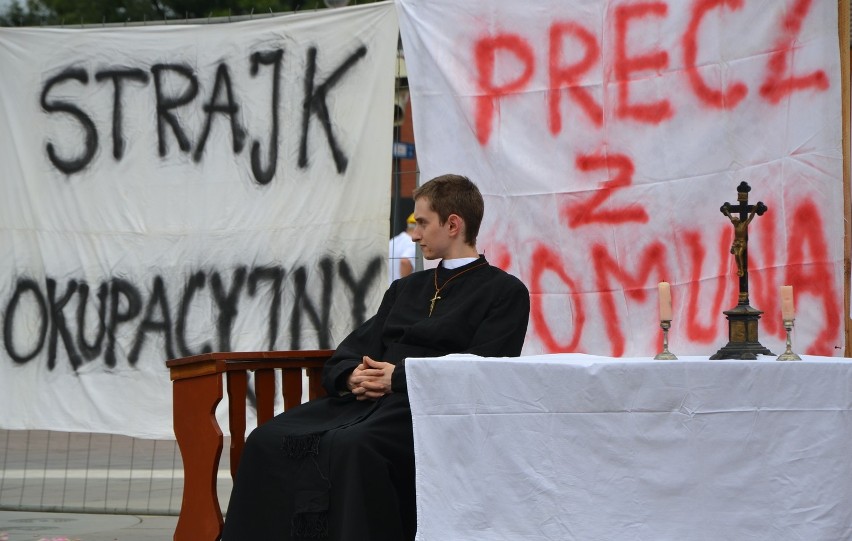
[776,319,802,361]
[655,320,677,360]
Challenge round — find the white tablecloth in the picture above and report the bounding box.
[406,354,852,541]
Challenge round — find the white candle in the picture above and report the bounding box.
[658,282,672,321]
[780,285,794,320]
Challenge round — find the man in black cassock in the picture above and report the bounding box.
[222,174,530,540]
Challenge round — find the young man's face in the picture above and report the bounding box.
[411,197,452,260]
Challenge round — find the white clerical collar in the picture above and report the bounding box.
[441,257,479,270]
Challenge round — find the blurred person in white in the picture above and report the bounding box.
[388,212,416,283]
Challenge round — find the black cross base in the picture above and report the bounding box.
[710,304,774,359]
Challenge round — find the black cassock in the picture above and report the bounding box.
[222,256,530,540]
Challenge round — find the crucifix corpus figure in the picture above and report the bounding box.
[719,182,767,278]
[722,204,758,276]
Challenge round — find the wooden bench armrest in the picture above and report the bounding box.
[167,350,334,541]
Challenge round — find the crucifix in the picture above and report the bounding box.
[429,292,441,317]
[711,181,774,359]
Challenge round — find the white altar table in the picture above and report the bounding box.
[406,354,852,541]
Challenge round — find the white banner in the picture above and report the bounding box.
[0,3,399,438]
[398,0,844,357]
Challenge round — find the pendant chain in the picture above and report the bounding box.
[429,262,487,317]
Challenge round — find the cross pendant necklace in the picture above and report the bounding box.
[429,291,441,317]
[428,261,487,317]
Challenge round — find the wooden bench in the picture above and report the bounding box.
[166,350,334,541]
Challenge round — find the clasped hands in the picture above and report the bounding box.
[346,356,394,401]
